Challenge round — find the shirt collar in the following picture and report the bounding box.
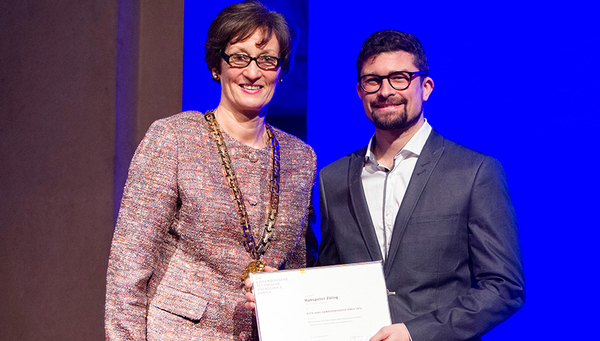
[365,120,432,166]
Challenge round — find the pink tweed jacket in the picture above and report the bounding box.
[105,111,317,340]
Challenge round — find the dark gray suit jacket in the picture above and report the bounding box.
[316,129,525,341]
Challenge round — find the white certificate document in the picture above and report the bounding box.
[250,261,391,341]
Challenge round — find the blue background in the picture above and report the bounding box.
[183,1,600,339]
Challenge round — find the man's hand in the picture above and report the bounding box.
[369,323,411,341]
[243,265,277,311]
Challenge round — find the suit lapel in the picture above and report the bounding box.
[348,147,384,261]
[383,130,445,275]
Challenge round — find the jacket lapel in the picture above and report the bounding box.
[383,129,445,275]
[347,147,384,262]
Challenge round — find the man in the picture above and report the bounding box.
[316,30,525,341]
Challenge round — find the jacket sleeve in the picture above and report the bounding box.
[105,120,179,340]
[404,156,525,341]
[283,200,318,269]
[315,170,341,266]
[283,148,319,269]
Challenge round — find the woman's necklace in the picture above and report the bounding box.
[204,110,280,284]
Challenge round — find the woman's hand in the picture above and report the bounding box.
[243,265,277,311]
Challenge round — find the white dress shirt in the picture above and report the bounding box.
[361,121,432,260]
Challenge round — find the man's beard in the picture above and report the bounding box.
[370,99,423,131]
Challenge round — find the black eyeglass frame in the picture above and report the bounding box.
[220,51,280,70]
[357,71,428,93]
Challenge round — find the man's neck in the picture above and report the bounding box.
[372,118,424,169]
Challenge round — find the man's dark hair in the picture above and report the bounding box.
[205,0,297,79]
[356,29,429,77]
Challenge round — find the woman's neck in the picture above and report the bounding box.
[213,106,267,149]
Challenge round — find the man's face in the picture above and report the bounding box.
[357,51,433,132]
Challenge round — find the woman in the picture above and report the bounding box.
[105,1,316,340]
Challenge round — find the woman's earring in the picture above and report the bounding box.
[212,72,220,81]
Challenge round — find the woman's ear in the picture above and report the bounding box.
[211,68,220,82]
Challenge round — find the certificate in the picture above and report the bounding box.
[250,261,391,341]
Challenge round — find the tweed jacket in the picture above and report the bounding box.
[105,111,317,340]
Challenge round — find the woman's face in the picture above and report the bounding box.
[217,30,281,117]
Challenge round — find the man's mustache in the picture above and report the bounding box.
[371,98,407,108]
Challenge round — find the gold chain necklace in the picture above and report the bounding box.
[204,110,280,284]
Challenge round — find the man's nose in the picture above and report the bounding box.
[378,78,395,97]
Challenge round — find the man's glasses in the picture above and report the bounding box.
[221,51,280,70]
[358,71,427,93]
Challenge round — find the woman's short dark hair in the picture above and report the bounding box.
[356,29,429,77]
[205,0,297,79]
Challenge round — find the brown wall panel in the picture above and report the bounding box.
[0,0,183,339]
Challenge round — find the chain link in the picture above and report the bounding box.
[205,111,280,260]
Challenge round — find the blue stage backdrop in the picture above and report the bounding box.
[184,1,600,339]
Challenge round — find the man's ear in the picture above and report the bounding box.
[421,76,434,101]
[356,82,363,99]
